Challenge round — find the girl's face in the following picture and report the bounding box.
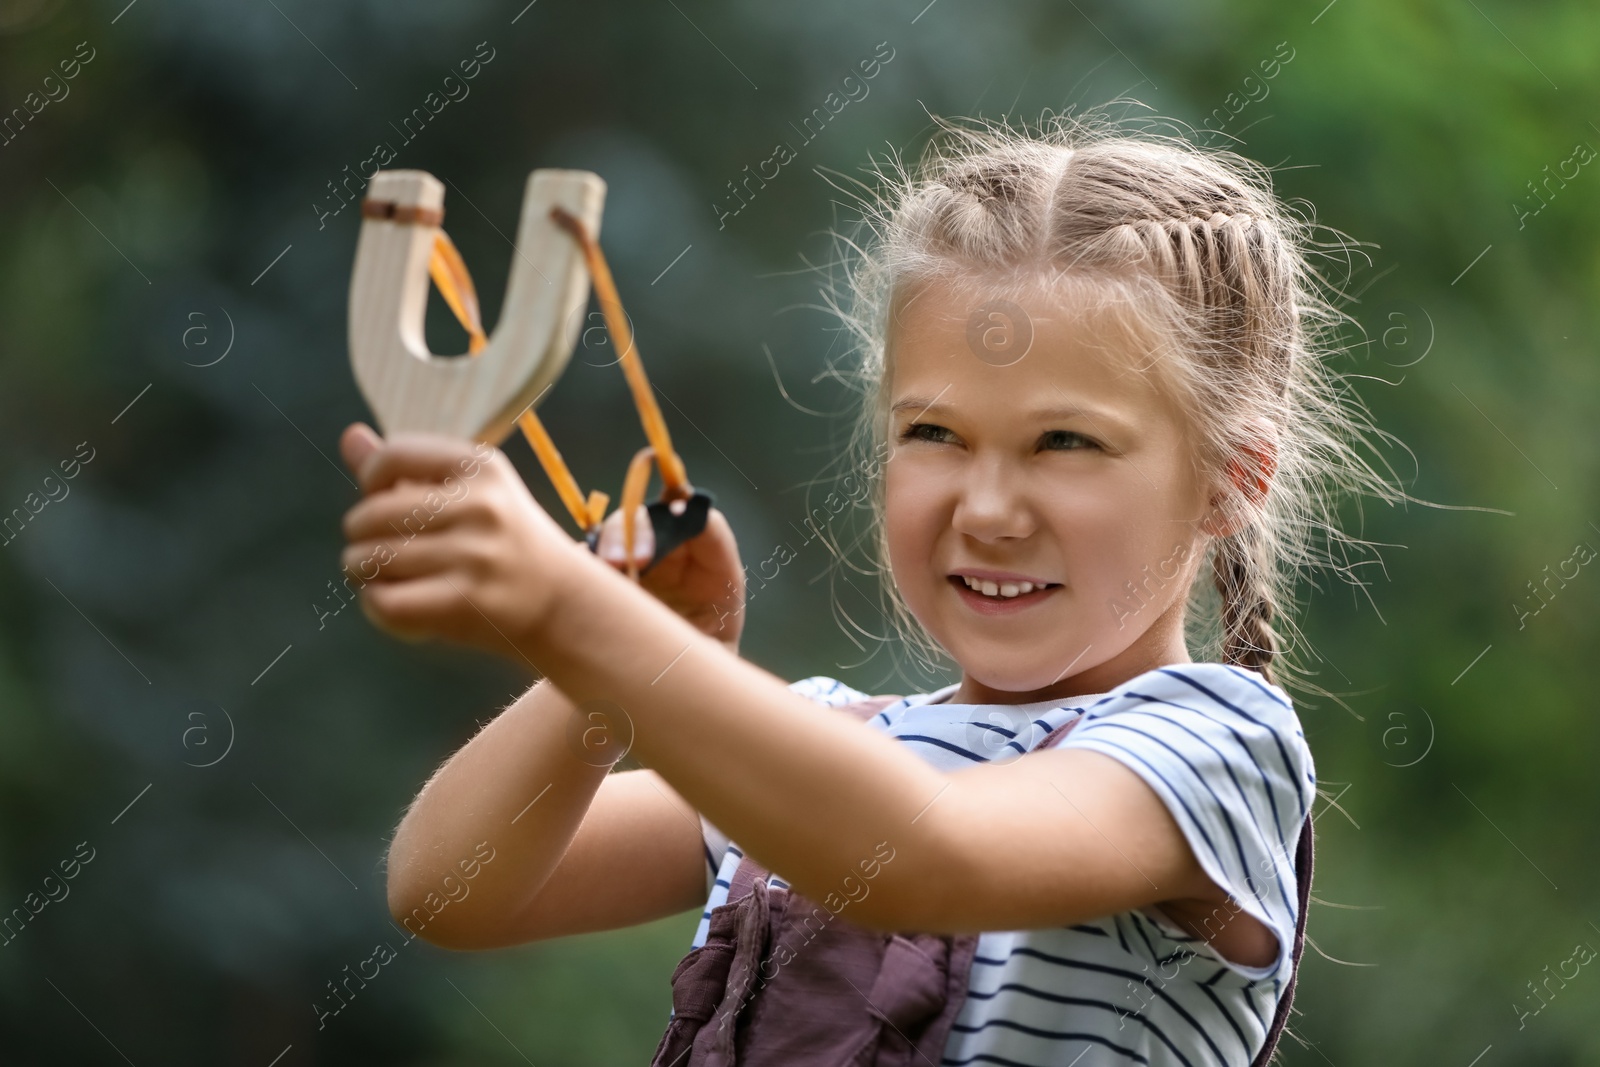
[883,276,1226,705]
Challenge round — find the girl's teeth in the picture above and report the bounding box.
[962,576,1043,599]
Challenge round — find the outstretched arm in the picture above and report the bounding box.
[343,428,1247,952]
[357,423,751,948]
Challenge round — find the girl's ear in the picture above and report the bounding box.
[1199,422,1278,539]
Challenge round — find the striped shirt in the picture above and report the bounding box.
[693,662,1316,1066]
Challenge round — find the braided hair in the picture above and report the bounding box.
[821,106,1408,696]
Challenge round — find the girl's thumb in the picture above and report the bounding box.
[595,506,655,566]
[340,422,382,478]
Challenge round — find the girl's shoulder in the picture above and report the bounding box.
[1102,661,1300,728]
[1072,659,1315,806]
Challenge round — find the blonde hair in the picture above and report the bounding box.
[806,105,1418,700]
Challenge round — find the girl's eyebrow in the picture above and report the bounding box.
[889,386,954,423]
[890,394,950,421]
[891,396,1134,434]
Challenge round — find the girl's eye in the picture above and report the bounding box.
[1041,430,1099,451]
[898,422,956,444]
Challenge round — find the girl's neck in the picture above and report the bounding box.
[950,627,1193,706]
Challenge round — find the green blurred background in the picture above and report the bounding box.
[0,0,1595,1062]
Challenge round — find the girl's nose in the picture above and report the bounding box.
[950,462,1036,543]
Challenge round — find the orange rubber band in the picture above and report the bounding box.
[423,216,695,572]
[429,230,488,355]
[427,231,600,532]
[515,408,604,532]
[547,207,692,502]
[619,446,657,582]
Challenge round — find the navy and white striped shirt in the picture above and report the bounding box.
[693,662,1315,1066]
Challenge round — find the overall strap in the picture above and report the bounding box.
[1032,709,1087,751]
[1252,811,1315,1066]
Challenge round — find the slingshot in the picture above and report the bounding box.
[348,168,712,579]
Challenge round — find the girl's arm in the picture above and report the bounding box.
[386,677,710,948]
[371,428,750,947]
[344,430,1231,942]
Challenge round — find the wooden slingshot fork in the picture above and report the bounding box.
[348,168,712,579]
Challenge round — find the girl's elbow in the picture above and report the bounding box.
[384,856,427,927]
[386,884,452,947]
[386,871,472,949]
[386,892,500,951]
[387,868,552,950]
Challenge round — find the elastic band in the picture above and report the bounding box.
[548,206,692,502]
[426,231,604,534]
[418,208,696,572]
[416,207,691,559]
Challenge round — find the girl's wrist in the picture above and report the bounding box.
[516,536,627,664]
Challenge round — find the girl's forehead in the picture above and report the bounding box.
[886,274,1180,421]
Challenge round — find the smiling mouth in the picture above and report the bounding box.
[949,574,1063,600]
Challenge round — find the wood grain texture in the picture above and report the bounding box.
[348,168,607,443]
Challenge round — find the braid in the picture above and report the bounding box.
[1117,208,1297,689]
[1211,523,1282,686]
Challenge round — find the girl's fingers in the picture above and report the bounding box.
[594,506,655,569]
[665,506,744,592]
[358,575,467,642]
[343,481,478,543]
[361,575,522,657]
[339,422,383,474]
[350,430,497,495]
[341,531,490,584]
[687,507,740,570]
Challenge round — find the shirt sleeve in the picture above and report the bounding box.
[787,674,872,708]
[699,813,731,898]
[698,675,872,895]
[1052,662,1316,984]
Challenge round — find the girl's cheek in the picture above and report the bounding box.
[883,496,944,616]
[882,513,921,594]
[881,480,923,556]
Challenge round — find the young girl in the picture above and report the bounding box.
[341,111,1400,1065]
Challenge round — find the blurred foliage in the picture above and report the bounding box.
[0,0,1596,1063]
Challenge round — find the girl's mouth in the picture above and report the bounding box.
[948,574,1062,614]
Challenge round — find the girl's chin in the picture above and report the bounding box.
[943,641,1097,690]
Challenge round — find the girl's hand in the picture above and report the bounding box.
[593,505,747,654]
[339,423,583,655]
[339,423,748,657]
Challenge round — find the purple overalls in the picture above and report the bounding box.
[652,695,1314,1067]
